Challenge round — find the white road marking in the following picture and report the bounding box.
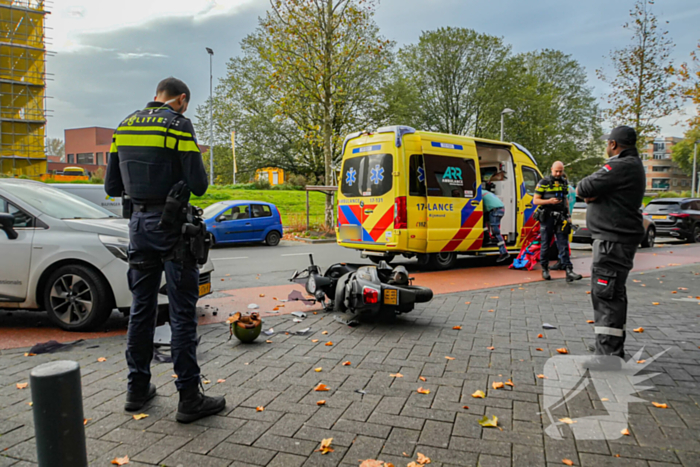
[212,256,249,260]
[281,253,312,257]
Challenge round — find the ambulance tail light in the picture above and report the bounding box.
[394,196,407,229]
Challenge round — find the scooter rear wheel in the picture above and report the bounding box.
[404,285,433,303]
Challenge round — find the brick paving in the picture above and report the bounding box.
[1,264,699,466]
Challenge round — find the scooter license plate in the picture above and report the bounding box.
[199,282,211,297]
[383,289,398,305]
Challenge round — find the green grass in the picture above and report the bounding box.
[192,186,330,228]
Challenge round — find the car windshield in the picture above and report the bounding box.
[644,202,680,214]
[7,183,117,219]
[202,204,224,219]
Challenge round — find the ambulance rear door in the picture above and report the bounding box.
[422,139,483,253]
[404,135,427,252]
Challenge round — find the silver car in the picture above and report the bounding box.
[571,201,655,248]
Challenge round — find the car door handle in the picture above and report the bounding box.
[245,223,252,226]
[470,199,479,206]
[525,204,533,208]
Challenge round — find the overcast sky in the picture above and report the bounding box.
[45,0,700,141]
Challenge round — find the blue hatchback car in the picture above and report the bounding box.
[202,201,283,247]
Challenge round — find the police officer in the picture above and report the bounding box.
[105,77,226,423]
[533,161,582,282]
[576,126,645,357]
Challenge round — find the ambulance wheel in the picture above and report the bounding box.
[428,252,456,270]
[416,254,430,267]
[369,254,395,265]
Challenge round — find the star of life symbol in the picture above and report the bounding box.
[541,348,667,440]
[417,166,425,183]
[370,164,384,185]
[345,167,357,186]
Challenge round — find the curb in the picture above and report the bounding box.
[293,236,337,244]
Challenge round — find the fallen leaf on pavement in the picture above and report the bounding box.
[557,348,568,354]
[317,400,326,406]
[671,291,677,294]
[586,320,594,324]
[111,456,130,465]
[97,357,107,362]
[505,379,514,387]
[614,454,620,457]
[445,356,455,360]
[586,291,591,294]
[537,334,543,338]
[492,382,504,390]
[259,294,265,297]
[537,374,547,379]
[633,327,644,333]
[453,326,462,330]
[652,402,668,409]
[637,360,646,364]
[325,342,333,346]
[416,452,431,464]
[315,367,322,372]
[217,379,226,383]
[462,405,469,409]
[359,461,387,467]
[488,309,495,312]
[478,415,499,428]
[417,387,430,394]
[171,374,177,378]
[621,428,630,436]
[83,418,91,425]
[342,361,351,366]
[27,402,32,406]
[314,383,329,391]
[256,406,264,412]
[471,390,486,398]
[465,301,471,304]
[16,383,28,389]
[202,380,211,384]
[652,302,659,305]
[312,339,319,343]
[419,376,427,382]
[390,373,403,378]
[562,460,574,466]
[24,353,36,357]
[315,437,334,455]
[273,307,280,311]
[601,398,609,401]
[487,346,495,350]
[266,340,273,343]
[559,417,576,424]
[536,348,543,351]
[132,413,149,420]
[322,331,328,335]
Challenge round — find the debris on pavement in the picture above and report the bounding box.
[542,323,557,329]
[29,339,84,355]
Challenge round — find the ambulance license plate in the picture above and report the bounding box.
[199,282,211,297]
[383,289,398,305]
[651,215,666,220]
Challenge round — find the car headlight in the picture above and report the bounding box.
[307,275,317,294]
[99,235,129,261]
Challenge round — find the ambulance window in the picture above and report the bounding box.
[341,154,393,197]
[409,154,426,197]
[341,157,364,197]
[522,167,541,195]
[423,154,477,198]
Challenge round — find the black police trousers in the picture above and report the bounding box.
[539,215,572,267]
[126,211,201,393]
[591,239,637,357]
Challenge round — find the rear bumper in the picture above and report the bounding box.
[655,226,691,238]
[572,226,593,244]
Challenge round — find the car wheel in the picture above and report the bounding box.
[369,254,395,264]
[640,227,655,248]
[428,252,457,270]
[44,264,113,331]
[691,224,700,244]
[265,230,281,246]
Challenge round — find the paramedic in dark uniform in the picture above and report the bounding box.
[105,77,225,423]
[533,161,582,282]
[576,126,645,357]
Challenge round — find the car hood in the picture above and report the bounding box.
[63,218,129,238]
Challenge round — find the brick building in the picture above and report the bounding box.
[48,127,209,176]
[642,136,691,192]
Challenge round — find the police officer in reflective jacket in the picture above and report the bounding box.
[533,161,582,282]
[105,77,225,423]
[577,126,646,357]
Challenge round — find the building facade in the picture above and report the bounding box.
[642,136,691,192]
[0,0,48,176]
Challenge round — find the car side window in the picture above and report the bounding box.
[0,197,34,228]
[692,200,700,210]
[236,205,250,220]
[252,204,272,218]
[522,167,541,196]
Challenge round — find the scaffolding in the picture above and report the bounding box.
[0,0,48,176]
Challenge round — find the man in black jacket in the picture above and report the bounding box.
[106,77,225,423]
[576,126,645,357]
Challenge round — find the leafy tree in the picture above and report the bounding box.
[46,137,65,161]
[676,40,700,127]
[596,0,679,148]
[670,126,700,179]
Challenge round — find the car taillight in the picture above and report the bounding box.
[275,206,282,220]
[669,213,689,218]
[363,287,379,304]
[394,196,407,229]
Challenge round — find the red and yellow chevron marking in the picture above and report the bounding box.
[363,204,394,242]
[442,211,483,252]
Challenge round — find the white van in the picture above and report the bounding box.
[50,184,123,217]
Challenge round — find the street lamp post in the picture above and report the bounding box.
[693,141,698,197]
[206,47,214,185]
[500,108,515,142]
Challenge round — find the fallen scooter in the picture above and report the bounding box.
[290,254,433,320]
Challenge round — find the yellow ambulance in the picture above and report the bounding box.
[336,125,544,269]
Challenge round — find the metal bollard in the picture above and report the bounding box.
[30,360,88,467]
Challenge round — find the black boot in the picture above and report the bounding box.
[497,252,510,263]
[176,383,226,424]
[541,263,551,280]
[550,261,563,271]
[566,266,582,282]
[125,383,157,412]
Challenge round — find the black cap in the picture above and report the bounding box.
[601,125,637,146]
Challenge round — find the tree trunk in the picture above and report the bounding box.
[322,0,334,228]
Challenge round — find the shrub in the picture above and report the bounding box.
[253,179,271,190]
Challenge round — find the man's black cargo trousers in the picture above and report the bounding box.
[591,239,637,357]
